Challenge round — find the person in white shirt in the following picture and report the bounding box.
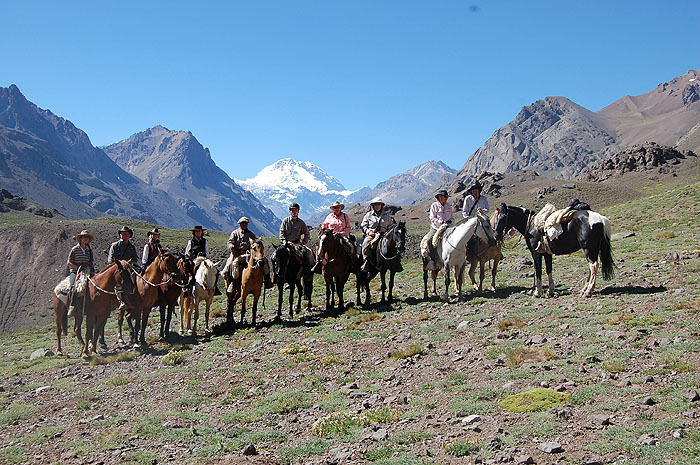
[462,180,489,218]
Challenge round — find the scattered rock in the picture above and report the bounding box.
[241,444,257,456]
[611,231,635,240]
[35,386,51,394]
[30,348,54,360]
[462,414,481,425]
[673,428,684,439]
[641,396,656,405]
[370,428,388,441]
[589,414,612,426]
[515,455,535,464]
[457,321,470,331]
[681,389,700,402]
[537,442,563,453]
[638,434,657,445]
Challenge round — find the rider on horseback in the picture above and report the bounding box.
[279,202,315,271]
[66,229,95,311]
[422,189,454,270]
[185,225,222,295]
[141,228,161,268]
[108,226,139,268]
[226,216,273,289]
[311,201,355,273]
[360,198,394,272]
[462,180,490,260]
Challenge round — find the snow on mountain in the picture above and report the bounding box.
[236,158,370,223]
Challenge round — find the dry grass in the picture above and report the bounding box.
[507,347,555,367]
[498,317,525,332]
[673,297,700,311]
[390,344,426,360]
[280,343,311,355]
[88,351,139,366]
[347,312,382,330]
[608,313,632,325]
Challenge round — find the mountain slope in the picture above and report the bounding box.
[358,160,456,206]
[598,69,700,153]
[236,158,370,223]
[102,126,279,236]
[455,96,617,182]
[0,85,193,226]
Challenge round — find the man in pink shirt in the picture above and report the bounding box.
[421,189,454,270]
[312,201,355,273]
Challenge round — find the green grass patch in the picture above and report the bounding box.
[278,439,331,465]
[221,389,312,424]
[444,439,479,457]
[0,402,37,425]
[392,429,435,445]
[389,344,426,360]
[499,388,570,413]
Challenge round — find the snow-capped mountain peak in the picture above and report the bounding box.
[236,158,369,222]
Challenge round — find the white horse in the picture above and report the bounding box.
[436,210,496,301]
[180,257,220,335]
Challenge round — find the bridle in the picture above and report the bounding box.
[87,261,133,298]
[379,225,404,261]
[132,254,176,287]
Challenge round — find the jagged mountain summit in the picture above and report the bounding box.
[0,85,193,226]
[236,158,370,222]
[454,70,700,185]
[102,126,279,236]
[358,160,456,206]
[456,96,617,183]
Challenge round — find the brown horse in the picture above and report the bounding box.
[52,267,89,355]
[118,250,181,346]
[74,260,136,358]
[238,239,266,327]
[467,212,504,292]
[158,255,195,339]
[317,229,353,311]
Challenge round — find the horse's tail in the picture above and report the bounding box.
[599,216,615,280]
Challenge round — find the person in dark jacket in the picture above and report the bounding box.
[141,228,161,268]
[185,225,209,258]
[107,226,139,268]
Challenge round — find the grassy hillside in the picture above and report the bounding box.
[0,181,699,464]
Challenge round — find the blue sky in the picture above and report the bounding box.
[2,1,698,190]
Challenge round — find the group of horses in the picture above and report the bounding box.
[52,202,615,358]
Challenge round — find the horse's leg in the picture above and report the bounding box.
[74,303,85,355]
[117,306,126,345]
[251,292,259,327]
[337,278,345,311]
[380,270,387,303]
[165,301,174,337]
[83,313,94,358]
[204,298,210,333]
[325,280,332,311]
[431,270,438,296]
[303,276,313,311]
[582,260,598,297]
[456,264,465,302]
[469,260,478,291]
[240,292,247,327]
[489,257,500,292]
[192,299,199,336]
[159,301,166,339]
[422,259,429,300]
[53,296,64,355]
[532,251,544,298]
[388,270,395,303]
[544,254,554,297]
[443,265,451,302]
[479,260,486,292]
[276,283,283,320]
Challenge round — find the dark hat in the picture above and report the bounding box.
[190,225,207,232]
[468,180,483,192]
[118,226,133,237]
[289,202,300,210]
[147,228,160,236]
[435,189,449,199]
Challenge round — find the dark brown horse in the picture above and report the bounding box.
[317,229,353,311]
[158,255,195,339]
[270,243,312,320]
[118,250,181,346]
[75,260,136,358]
[355,221,406,305]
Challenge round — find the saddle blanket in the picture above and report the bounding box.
[534,204,578,240]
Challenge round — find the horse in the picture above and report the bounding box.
[467,211,504,293]
[355,221,406,305]
[317,229,354,311]
[52,266,89,355]
[270,243,311,320]
[179,257,220,335]
[238,239,266,327]
[117,250,182,346]
[158,255,195,339]
[493,203,615,297]
[75,260,136,358]
[423,211,496,302]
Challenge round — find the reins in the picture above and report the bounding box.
[87,275,120,297]
[132,267,173,287]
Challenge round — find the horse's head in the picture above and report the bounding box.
[493,203,510,242]
[116,259,137,295]
[475,209,497,247]
[177,254,195,283]
[158,249,182,281]
[393,221,407,253]
[270,243,287,279]
[195,258,217,291]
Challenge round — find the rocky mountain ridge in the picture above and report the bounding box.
[102,126,279,236]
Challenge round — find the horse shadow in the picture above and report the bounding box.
[599,284,667,295]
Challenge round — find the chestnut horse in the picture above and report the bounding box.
[317,229,353,311]
[74,260,136,358]
[118,250,181,346]
[238,240,266,327]
[52,266,89,355]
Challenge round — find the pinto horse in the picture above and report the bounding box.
[270,243,311,319]
[118,250,181,346]
[493,203,615,297]
[179,257,220,335]
[423,211,496,302]
[355,221,406,305]
[52,267,89,355]
[75,260,136,358]
[317,229,354,311]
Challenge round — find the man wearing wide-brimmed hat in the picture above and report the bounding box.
[279,202,315,270]
[359,198,394,272]
[421,189,455,270]
[66,229,95,310]
[226,216,273,289]
[107,226,139,269]
[185,225,209,258]
[461,180,489,218]
[311,201,355,273]
[141,228,161,268]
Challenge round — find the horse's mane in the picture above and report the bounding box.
[194,256,207,267]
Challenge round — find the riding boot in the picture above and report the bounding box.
[66,290,75,316]
[264,273,274,289]
[213,272,222,296]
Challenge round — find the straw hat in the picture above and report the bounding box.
[76,230,94,243]
[330,201,345,210]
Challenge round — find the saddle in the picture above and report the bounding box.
[533,203,580,254]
